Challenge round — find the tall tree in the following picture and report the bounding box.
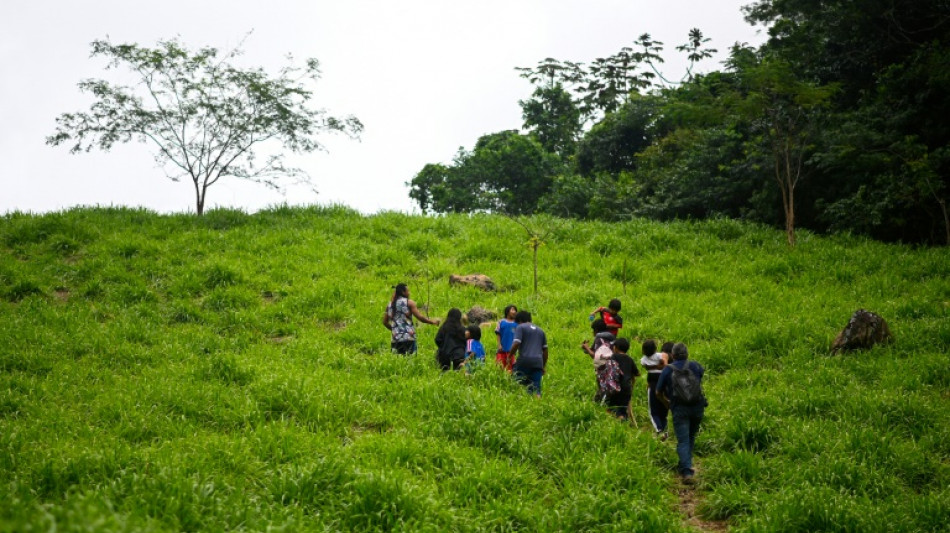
[519,84,582,158]
[47,37,362,215]
[732,54,837,245]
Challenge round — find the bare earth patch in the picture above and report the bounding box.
[678,481,729,532]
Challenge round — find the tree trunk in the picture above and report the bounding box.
[786,186,796,246]
[939,198,950,246]
[533,242,539,295]
[193,179,205,216]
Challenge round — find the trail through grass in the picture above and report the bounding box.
[1,206,947,532]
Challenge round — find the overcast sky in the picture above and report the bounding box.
[1,1,766,216]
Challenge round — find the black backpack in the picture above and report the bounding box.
[669,362,705,406]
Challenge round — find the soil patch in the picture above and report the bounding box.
[677,481,728,532]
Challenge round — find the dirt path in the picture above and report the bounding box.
[631,416,728,532]
[677,478,728,532]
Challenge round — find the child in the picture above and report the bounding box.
[494,305,518,372]
[605,338,639,421]
[641,339,670,439]
[463,325,486,373]
[589,298,623,336]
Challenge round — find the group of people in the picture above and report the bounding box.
[382,286,705,481]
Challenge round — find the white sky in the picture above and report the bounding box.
[1,0,765,216]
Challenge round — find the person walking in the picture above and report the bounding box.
[435,308,467,371]
[382,283,439,354]
[494,305,518,372]
[580,318,615,403]
[589,298,623,336]
[508,311,548,397]
[656,343,707,481]
[604,338,639,421]
[641,339,670,439]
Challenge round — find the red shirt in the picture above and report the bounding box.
[601,310,623,336]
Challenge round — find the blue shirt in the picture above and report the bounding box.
[495,319,518,352]
[466,339,486,361]
[656,360,705,409]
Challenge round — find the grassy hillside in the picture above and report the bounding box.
[1,206,947,532]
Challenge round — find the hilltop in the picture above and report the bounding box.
[1,206,947,531]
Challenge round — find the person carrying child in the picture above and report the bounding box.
[640,339,670,439]
[589,298,623,336]
[494,305,518,372]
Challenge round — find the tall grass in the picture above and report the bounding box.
[0,206,947,531]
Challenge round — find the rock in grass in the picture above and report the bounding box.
[831,309,893,354]
[449,274,496,292]
[466,306,497,325]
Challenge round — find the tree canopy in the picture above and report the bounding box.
[411,2,950,245]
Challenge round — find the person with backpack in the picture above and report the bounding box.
[604,338,639,421]
[581,318,615,402]
[656,342,707,481]
[382,283,440,354]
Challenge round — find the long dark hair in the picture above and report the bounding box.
[391,283,408,307]
[439,308,466,340]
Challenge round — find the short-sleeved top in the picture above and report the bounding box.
[640,352,665,374]
[606,352,639,406]
[495,319,518,352]
[511,322,547,370]
[466,339,486,361]
[656,360,706,409]
[386,297,415,343]
[600,310,623,336]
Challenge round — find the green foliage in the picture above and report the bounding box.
[506,2,950,244]
[0,208,947,531]
[520,84,582,158]
[408,130,562,215]
[575,95,664,176]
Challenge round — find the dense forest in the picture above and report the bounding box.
[409,0,950,245]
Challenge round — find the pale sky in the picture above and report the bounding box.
[1,1,765,216]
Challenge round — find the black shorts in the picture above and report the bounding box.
[392,340,416,354]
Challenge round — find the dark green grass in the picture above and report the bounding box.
[0,206,947,532]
